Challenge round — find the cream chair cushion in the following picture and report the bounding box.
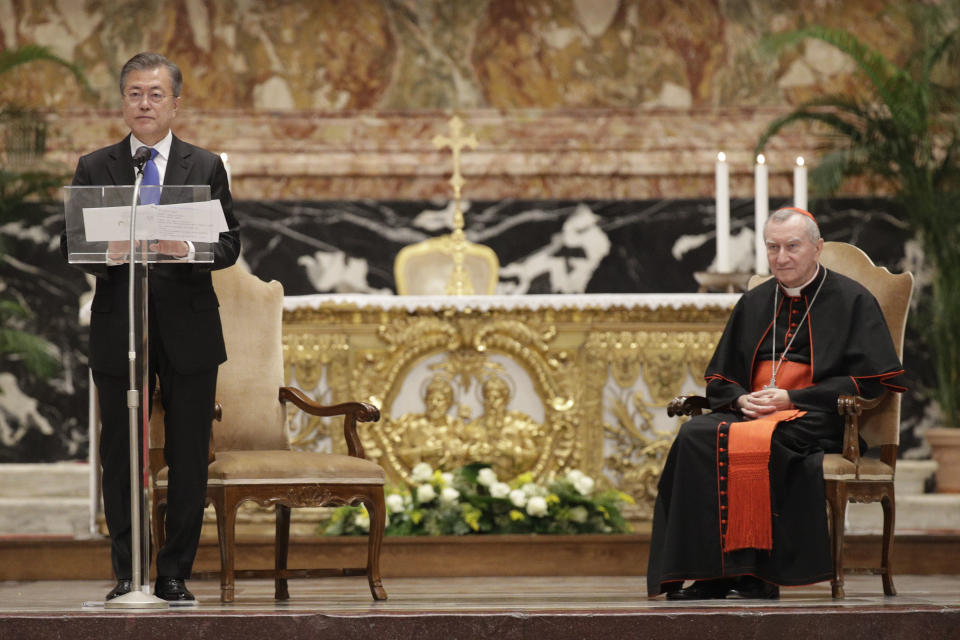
[157,450,385,486]
[822,454,894,481]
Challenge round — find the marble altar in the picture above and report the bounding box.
[281,292,736,518]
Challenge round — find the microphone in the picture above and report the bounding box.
[132,146,151,171]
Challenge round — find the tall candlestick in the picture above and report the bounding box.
[715,152,730,272]
[754,154,769,275]
[794,156,807,211]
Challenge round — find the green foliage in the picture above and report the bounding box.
[0,300,59,378]
[0,44,95,97]
[321,464,634,537]
[0,45,94,384]
[0,167,68,218]
[756,9,960,426]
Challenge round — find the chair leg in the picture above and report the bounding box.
[214,490,238,603]
[881,489,897,596]
[275,504,291,601]
[825,481,848,599]
[364,488,388,600]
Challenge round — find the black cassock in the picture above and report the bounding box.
[647,266,905,595]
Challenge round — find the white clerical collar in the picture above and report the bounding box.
[129,130,173,161]
[780,264,820,297]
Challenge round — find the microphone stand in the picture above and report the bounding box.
[105,165,168,609]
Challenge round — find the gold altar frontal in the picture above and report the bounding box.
[281,293,739,520]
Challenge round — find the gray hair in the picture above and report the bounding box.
[764,207,821,242]
[119,52,182,97]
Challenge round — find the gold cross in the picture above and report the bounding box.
[432,116,477,204]
[432,116,479,295]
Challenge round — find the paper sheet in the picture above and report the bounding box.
[82,200,228,242]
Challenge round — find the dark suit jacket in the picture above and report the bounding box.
[64,134,241,376]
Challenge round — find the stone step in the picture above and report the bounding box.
[0,497,91,537]
[845,460,948,534]
[0,462,91,498]
[847,494,960,534]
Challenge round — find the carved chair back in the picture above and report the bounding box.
[209,264,289,452]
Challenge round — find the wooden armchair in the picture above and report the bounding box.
[394,234,499,294]
[149,264,387,603]
[668,242,913,598]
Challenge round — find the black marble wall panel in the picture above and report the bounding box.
[0,198,926,463]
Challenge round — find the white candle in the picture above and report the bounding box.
[794,156,807,211]
[715,152,730,272]
[754,154,769,275]
[220,152,232,190]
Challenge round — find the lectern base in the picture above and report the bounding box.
[103,590,169,609]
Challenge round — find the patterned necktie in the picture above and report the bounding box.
[140,147,160,205]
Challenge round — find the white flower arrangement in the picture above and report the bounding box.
[322,462,634,537]
[477,467,498,487]
[490,482,511,499]
[416,483,437,503]
[386,493,406,514]
[440,487,461,505]
[525,496,548,517]
[411,462,434,483]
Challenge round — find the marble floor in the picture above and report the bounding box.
[1,574,958,613]
[3,576,959,640]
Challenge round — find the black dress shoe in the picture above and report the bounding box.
[666,579,732,600]
[728,576,780,600]
[154,576,196,602]
[106,579,132,601]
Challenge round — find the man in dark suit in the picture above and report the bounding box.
[63,52,240,603]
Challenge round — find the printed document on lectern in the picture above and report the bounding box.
[82,200,228,242]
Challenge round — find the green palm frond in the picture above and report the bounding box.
[923,26,960,79]
[0,44,94,97]
[760,27,918,127]
[754,96,868,155]
[808,149,854,195]
[0,168,69,223]
[0,300,59,379]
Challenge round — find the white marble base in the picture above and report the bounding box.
[0,462,93,537]
[847,494,960,534]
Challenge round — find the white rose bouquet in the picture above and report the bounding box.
[321,462,633,536]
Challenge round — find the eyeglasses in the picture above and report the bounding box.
[123,90,172,105]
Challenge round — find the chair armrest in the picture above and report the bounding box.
[279,386,381,459]
[836,394,884,464]
[668,394,709,417]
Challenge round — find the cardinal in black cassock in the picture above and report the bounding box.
[647,208,905,600]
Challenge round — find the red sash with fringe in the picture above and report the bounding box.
[721,360,812,552]
[723,409,803,551]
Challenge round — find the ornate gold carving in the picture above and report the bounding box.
[354,312,578,484]
[584,329,723,516]
[282,333,352,453]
